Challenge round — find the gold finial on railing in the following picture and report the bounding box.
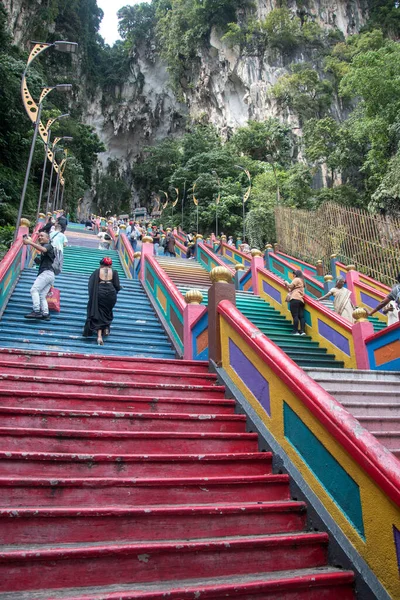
[220,234,227,242]
[265,243,273,249]
[346,264,356,271]
[196,234,203,240]
[185,289,203,304]
[47,212,52,217]
[352,307,368,322]
[235,263,245,271]
[133,251,141,259]
[108,219,113,224]
[20,218,30,227]
[324,274,333,282]
[316,260,323,265]
[210,266,233,284]
[330,253,337,259]
[119,224,127,230]
[39,213,46,219]
[251,248,263,257]
[142,235,153,244]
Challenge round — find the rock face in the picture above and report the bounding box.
[81,0,369,167]
[4,0,370,183]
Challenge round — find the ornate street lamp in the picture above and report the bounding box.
[46,136,73,214]
[15,39,77,240]
[235,165,251,242]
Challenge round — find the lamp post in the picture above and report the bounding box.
[14,85,72,241]
[36,113,69,222]
[211,171,220,238]
[15,39,77,241]
[57,156,72,211]
[235,165,251,242]
[45,136,73,215]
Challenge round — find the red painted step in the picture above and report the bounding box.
[0,374,226,399]
[0,360,219,386]
[0,569,355,599]
[0,475,290,508]
[0,428,258,454]
[0,533,329,593]
[0,348,209,374]
[0,390,236,414]
[0,501,306,545]
[0,348,355,598]
[0,406,246,433]
[0,451,272,478]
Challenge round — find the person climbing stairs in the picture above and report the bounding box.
[0,244,175,358]
[157,256,344,369]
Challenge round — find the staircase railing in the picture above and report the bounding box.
[0,220,37,319]
[217,298,400,600]
[365,321,400,371]
[197,241,235,275]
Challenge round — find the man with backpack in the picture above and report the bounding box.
[22,232,56,321]
[367,272,400,323]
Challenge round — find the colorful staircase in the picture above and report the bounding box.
[0,244,175,358]
[156,256,344,369]
[305,368,400,458]
[0,349,355,598]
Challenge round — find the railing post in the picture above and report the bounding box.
[264,244,273,271]
[183,290,205,360]
[18,218,30,269]
[323,274,335,294]
[250,249,264,296]
[345,264,359,305]
[330,253,338,279]
[316,260,324,278]
[208,267,236,365]
[140,236,154,282]
[234,263,245,290]
[133,251,141,280]
[352,308,374,369]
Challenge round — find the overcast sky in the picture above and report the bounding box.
[97,0,148,45]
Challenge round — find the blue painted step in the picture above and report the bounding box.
[0,247,175,359]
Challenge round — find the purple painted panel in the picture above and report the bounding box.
[394,526,400,574]
[318,320,350,355]
[229,339,271,416]
[339,270,347,279]
[225,249,233,258]
[360,292,380,309]
[262,280,282,304]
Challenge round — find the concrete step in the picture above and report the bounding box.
[0,474,288,508]
[0,568,354,600]
[0,451,273,479]
[0,500,305,545]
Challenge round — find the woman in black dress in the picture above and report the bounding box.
[83,257,121,345]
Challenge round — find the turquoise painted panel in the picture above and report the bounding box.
[283,402,365,537]
[304,309,312,327]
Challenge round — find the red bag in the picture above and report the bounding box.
[46,287,60,312]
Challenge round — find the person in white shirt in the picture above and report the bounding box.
[383,301,400,326]
[97,227,111,250]
[50,224,68,253]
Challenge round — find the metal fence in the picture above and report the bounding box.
[275,203,400,286]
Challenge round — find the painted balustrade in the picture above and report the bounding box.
[217,242,252,270]
[141,251,186,355]
[266,250,325,299]
[254,264,360,368]
[274,250,319,278]
[217,299,400,600]
[197,241,235,274]
[365,321,400,371]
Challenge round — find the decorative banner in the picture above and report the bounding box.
[193,183,198,206]
[153,195,160,211]
[172,188,179,207]
[160,190,169,209]
[216,192,221,205]
[243,169,251,203]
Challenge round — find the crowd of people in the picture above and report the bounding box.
[21,211,399,346]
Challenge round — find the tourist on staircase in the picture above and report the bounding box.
[97,227,111,250]
[285,269,306,336]
[23,231,55,321]
[50,223,68,254]
[316,277,354,323]
[83,257,121,346]
[165,230,176,257]
[367,272,400,322]
[39,215,55,234]
[56,210,68,233]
